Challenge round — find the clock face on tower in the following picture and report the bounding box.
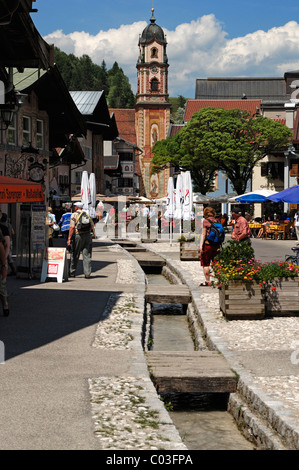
[150,65,158,74]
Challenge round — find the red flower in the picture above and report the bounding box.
[272,286,276,291]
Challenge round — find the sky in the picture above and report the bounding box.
[32,0,299,98]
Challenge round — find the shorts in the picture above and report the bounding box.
[200,243,220,267]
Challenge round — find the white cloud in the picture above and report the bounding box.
[44,15,299,98]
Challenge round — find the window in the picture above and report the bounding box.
[151,47,158,58]
[22,116,31,146]
[118,178,133,188]
[75,172,81,184]
[119,152,133,162]
[36,120,44,149]
[151,78,159,92]
[7,114,17,145]
[59,174,69,185]
[261,162,284,180]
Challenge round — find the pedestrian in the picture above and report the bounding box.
[0,229,9,316]
[231,207,251,242]
[1,213,16,275]
[67,202,95,278]
[46,207,56,247]
[58,204,72,248]
[199,206,222,286]
[0,211,11,260]
[294,210,299,240]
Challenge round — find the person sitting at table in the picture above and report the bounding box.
[256,216,272,238]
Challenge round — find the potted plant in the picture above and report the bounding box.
[178,235,200,261]
[259,262,299,316]
[212,240,299,319]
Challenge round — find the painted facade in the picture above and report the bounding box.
[135,9,171,198]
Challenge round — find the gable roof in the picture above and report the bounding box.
[70,91,105,116]
[15,66,87,148]
[0,0,53,69]
[70,91,118,140]
[184,99,262,122]
[109,108,136,145]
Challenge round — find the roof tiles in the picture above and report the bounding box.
[109,108,136,145]
[184,99,262,122]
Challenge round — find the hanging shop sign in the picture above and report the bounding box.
[0,176,44,203]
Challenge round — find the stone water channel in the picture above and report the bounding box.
[145,268,255,451]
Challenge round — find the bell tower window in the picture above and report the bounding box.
[151,47,158,59]
[151,78,159,92]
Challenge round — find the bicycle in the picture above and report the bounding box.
[285,245,299,265]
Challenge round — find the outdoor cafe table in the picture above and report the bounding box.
[249,223,262,237]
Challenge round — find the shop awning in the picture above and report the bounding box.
[0,176,44,203]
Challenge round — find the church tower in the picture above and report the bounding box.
[135,8,171,198]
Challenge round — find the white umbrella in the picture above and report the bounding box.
[89,173,96,218]
[174,173,183,220]
[164,177,175,245]
[182,171,194,221]
[164,176,175,219]
[81,171,91,213]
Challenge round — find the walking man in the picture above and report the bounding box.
[67,202,95,278]
[231,207,251,242]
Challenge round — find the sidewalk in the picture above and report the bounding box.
[0,239,184,450]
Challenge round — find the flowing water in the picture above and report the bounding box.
[146,273,255,451]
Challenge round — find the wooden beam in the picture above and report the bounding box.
[145,285,191,304]
[146,351,237,394]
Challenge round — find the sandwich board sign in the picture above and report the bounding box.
[41,247,68,283]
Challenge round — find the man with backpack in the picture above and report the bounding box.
[67,202,95,278]
[199,206,225,286]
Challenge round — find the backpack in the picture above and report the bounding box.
[206,219,225,245]
[76,211,91,233]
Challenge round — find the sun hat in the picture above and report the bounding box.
[73,201,84,208]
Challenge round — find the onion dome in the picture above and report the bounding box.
[140,8,166,44]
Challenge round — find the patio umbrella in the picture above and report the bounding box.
[174,173,183,219]
[164,177,175,245]
[266,185,299,203]
[89,173,96,218]
[164,176,175,219]
[182,171,194,221]
[193,193,214,203]
[229,189,278,203]
[80,171,90,213]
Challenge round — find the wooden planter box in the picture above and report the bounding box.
[265,277,299,316]
[219,280,265,320]
[179,241,200,261]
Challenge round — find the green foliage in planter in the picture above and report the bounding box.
[213,240,299,287]
[214,240,254,265]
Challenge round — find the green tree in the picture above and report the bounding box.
[54,49,134,106]
[153,107,292,195]
[107,62,135,108]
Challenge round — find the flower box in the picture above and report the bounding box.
[179,241,200,261]
[265,277,299,316]
[219,280,265,320]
